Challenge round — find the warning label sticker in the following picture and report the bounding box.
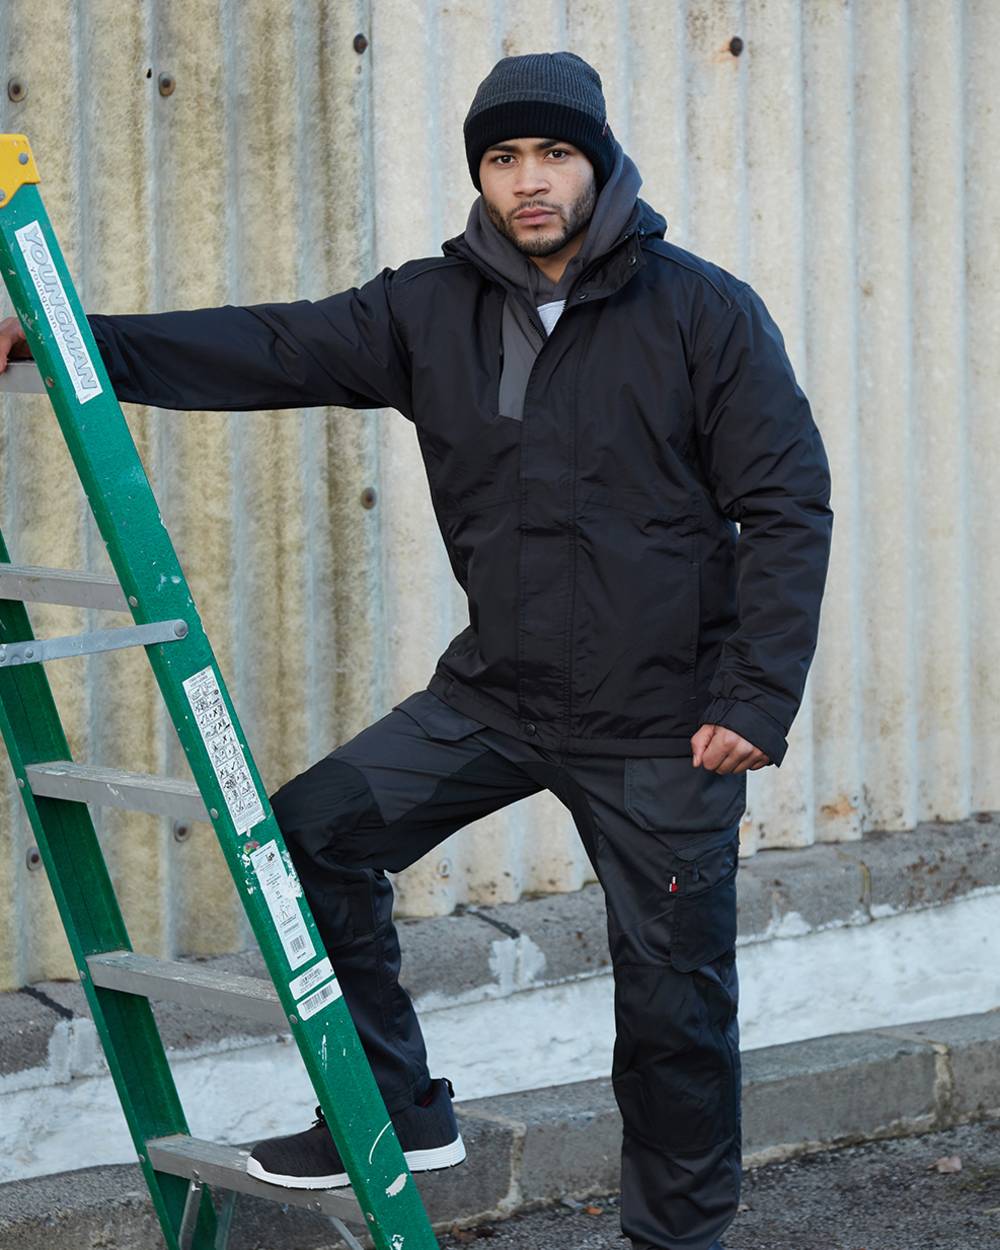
[15,220,102,405]
[289,956,334,1001]
[250,839,315,970]
[182,666,264,835]
[298,978,343,1021]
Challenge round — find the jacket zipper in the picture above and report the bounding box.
[453,227,645,735]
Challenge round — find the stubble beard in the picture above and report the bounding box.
[485,178,597,257]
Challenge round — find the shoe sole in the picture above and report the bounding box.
[245,1133,467,1190]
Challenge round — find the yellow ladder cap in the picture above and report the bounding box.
[0,135,40,208]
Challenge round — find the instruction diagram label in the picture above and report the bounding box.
[250,839,316,970]
[15,220,102,405]
[182,665,264,835]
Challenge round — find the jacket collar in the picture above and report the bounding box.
[442,198,668,308]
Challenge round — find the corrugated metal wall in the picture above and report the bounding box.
[0,0,996,990]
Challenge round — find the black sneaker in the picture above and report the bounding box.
[245,1076,466,1189]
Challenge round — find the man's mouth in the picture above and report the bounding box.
[514,208,557,224]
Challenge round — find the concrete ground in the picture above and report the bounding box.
[1,1005,997,1248]
[436,1117,1000,1250]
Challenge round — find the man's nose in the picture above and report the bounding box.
[513,162,549,195]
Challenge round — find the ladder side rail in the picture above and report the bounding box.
[0,140,437,1250]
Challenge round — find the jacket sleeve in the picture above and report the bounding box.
[690,280,834,767]
[86,267,413,418]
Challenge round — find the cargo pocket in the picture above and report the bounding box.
[668,833,740,973]
[624,755,746,834]
[391,688,488,741]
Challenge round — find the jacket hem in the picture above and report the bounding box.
[427,671,696,759]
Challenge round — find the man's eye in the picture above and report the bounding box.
[549,149,568,158]
[492,154,513,164]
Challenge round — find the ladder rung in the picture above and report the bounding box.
[0,360,46,393]
[0,619,187,666]
[145,1133,366,1224]
[0,563,129,610]
[87,950,283,1023]
[27,761,208,820]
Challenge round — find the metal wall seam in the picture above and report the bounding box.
[803,0,863,848]
[910,2,970,819]
[964,2,1000,814]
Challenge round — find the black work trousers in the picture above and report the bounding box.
[270,687,747,1250]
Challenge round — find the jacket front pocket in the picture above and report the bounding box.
[572,506,701,733]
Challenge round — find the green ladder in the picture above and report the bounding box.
[0,133,441,1250]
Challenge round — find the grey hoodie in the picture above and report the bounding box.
[460,135,645,420]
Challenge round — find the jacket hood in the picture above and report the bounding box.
[444,135,667,303]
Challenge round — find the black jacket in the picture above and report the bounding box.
[88,199,833,767]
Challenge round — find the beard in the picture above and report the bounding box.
[484,177,597,257]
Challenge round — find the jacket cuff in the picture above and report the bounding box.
[87,315,128,389]
[699,697,789,767]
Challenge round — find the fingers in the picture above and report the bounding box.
[710,744,749,774]
[0,316,29,371]
[691,723,769,773]
[689,723,715,767]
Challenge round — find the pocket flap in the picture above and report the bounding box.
[392,689,488,741]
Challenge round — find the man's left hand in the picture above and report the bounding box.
[691,723,770,773]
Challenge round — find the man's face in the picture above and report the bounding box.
[479,137,597,258]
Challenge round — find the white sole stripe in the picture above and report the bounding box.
[245,1133,467,1190]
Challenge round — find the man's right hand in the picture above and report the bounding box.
[0,316,32,371]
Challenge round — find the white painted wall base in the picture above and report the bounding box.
[2,889,997,1184]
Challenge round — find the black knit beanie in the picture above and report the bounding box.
[463,51,616,192]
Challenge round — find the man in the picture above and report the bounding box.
[0,50,832,1250]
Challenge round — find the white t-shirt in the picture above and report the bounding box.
[537,299,566,335]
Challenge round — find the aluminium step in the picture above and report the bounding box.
[86,950,286,1026]
[0,563,129,611]
[0,360,46,393]
[146,1132,366,1225]
[26,761,209,821]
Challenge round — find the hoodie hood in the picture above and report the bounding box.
[456,134,650,306]
[442,135,667,421]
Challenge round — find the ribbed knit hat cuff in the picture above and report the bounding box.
[465,100,614,191]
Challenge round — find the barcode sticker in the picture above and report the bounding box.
[289,956,334,1001]
[249,839,315,970]
[298,978,342,1021]
[183,666,265,835]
